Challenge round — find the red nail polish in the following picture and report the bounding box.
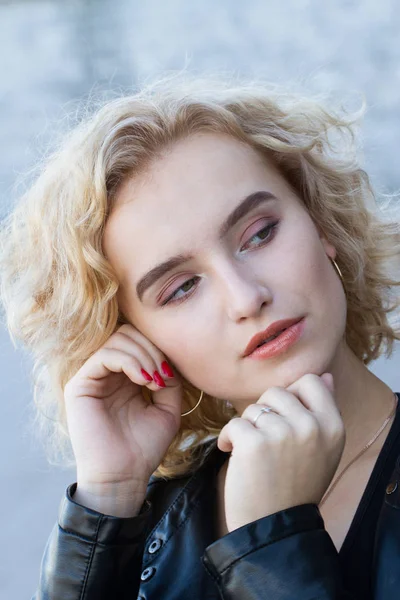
[161,361,174,378]
[153,371,166,387]
[141,369,153,382]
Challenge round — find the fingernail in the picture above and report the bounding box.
[153,371,166,387]
[141,369,153,382]
[161,361,174,378]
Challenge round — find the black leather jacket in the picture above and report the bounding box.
[34,439,400,600]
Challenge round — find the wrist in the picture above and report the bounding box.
[74,479,148,518]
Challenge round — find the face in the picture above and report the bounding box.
[103,132,347,413]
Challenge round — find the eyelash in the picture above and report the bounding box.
[161,220,280,306]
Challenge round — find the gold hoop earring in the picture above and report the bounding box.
[330,258,343,282]
[181,390,204,417]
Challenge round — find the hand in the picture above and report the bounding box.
[64,324,183,515]
[217,373,345,533]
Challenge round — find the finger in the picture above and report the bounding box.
[286,373,342,428]
[320,372,334,395]
[82,347,152,385]
[105,331,164,387]
[71,347,151,404]
[240,406,294,442]
[83,348,182,414]
[286,373,335,411]
[242,402,287,425]
[244,387,308,421]
[117,324,172,377]
[218,417,259,453]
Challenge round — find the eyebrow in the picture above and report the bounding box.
[136,190,278,301]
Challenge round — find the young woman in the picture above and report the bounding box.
[1,75,399,600]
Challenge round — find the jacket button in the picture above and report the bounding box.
[141,567,156,582]
[386,481,398,495]
[148,539,162,554]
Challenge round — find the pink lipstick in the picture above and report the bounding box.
[245,318,305,360]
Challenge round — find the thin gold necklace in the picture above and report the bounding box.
[319,392,398,507]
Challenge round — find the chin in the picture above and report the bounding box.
[271,354,333,389]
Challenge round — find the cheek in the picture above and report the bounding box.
[306,246,341,301]
[277,223,346,317]
[279,221,329,287]
[294,236,347,335]
[142,316,212,380]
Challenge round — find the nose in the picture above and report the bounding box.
[216,261,272,322]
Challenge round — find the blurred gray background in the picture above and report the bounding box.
[0,1,399,598]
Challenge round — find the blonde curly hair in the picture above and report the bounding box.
[1,72,400,479]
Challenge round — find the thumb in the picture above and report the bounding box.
[150,371,184,417]
[320,372,334,395]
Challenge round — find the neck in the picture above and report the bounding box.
[329,342,396,466]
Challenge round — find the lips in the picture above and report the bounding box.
[243,317,303,357]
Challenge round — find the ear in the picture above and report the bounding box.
[321,236,336,261]
[317,228,337,261]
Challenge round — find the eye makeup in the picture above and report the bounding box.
[159,219,280,307]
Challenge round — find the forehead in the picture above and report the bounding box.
[102,133,294,282]
[110,133,290,216]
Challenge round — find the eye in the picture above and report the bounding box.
[240,221,279,251]
[161,220,279,306]
[161,276,200,306]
